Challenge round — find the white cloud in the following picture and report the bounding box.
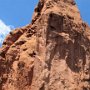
[0,20,14,46]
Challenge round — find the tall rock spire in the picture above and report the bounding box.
[32,0,82,24]
[0,0,90,90]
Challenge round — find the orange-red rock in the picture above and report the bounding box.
[0,0,90,90]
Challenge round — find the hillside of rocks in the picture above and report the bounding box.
[0,0,90,90]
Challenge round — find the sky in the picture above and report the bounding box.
[0,0,90,46]
[0,0,38,28]
[75,0,90,25]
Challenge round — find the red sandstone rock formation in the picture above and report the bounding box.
[0,0,90,90]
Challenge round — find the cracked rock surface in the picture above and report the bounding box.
[0,0,90,90]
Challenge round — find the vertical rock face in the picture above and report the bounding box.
[0,0,90,90]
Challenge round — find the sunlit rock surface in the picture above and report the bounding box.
[0,0,90,90]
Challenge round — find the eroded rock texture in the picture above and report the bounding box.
[0,0,90,90]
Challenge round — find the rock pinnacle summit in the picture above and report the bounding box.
[0,0,90,90]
